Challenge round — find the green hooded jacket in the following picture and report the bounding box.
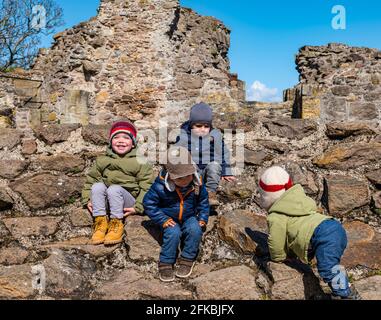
[81,146,154,214]
[267,184,331,264]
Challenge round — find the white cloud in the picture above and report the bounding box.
[246,80,282,102]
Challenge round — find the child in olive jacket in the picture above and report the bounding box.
[81,121,153,246]
[258,166,361,300]
[143,146,209,282]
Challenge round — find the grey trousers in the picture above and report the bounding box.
[197,161,222,192]
[91,182,136,219]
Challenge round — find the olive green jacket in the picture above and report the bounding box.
[81,146,154,214]
[267,184,331,264]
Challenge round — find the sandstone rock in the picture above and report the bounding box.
[218,175,256,201]
[366,169,381,186]
[321,97,347,121]
[70,208,93,227]
[371,192,381,215]
[283,162,319,195]
[0,188,13,211]
[326,122,377,139]
[0,220,12,245]
[263,118,318,140]
[341,221,381,269]
[257,140,290,154]
[331,85,351,96]
[82,60,101,76]
[244,149,273,166]
[81,125,110,145]
[190,265,261,300]
[2,217,63,238]
[61,90,90,125]
[21,139,37,155]
[42,249,96,299]
[0,246,29,265]
[364,90,381,102]
[267,261,326,300]
[93,268,192,300]
[82,150,106,160]
[10,173,84,210]
[354,276,381,300]
[218,210,268,255]
[0,128,22,150]
[34,124,80,146]
[348,102,378,121]
[40,237,119,258]
[0,160,29,179]
[177,74,203,90]
[34,153,85,174]
[322,175,369,216]
[125,215,161,262]
[313,143,381,170]
[0,264,38,299]
[213,110,258,132]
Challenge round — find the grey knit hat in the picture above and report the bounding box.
[165,146,196,179]
[189,102,213,126]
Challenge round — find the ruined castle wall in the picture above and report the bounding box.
[29,0,244,130]
[285,43,381,122]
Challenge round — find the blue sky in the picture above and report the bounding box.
[41,0,381,102]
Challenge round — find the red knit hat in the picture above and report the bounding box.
[258,166,293,210]
[109,121,137,146]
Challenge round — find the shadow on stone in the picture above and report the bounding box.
[284,259,330,300]
[141,219,163,246]
[245,227,269,257]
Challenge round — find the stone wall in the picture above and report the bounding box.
[1,1,381,301]
[285,43,381,122]
[1,108,381,299]
[28,0,245,130]
[0,70,44,131]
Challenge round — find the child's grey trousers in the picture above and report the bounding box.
[91,182,136,219]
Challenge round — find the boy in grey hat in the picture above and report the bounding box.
[143,146,209,282]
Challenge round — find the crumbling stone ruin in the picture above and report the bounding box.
[2,0,244,132]
[284,43,381,122]
[0,0,381,300]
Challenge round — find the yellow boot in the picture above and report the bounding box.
[104,218,125,245]
[91,216,108,245]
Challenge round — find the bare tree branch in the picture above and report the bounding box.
[0,0,64,71]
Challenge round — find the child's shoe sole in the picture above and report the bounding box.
[91,240,105,245]
[104,239,123,245]
[175,262,195,278]
[159,275,175,282]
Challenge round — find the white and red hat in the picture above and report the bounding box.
[258,166,293,210]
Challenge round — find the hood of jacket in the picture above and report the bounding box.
[157,169,202,192]
[269,184,317,217]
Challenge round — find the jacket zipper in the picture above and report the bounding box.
[175,187,194,223]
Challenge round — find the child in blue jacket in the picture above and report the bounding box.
[143,146,209,282]
[175,102,236,206]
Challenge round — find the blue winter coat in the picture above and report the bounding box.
[143,170,210,227]
[175,121,233,176]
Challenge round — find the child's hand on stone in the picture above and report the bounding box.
[123,207,136,217]
[87,201,93,213]
[222,176,237,182]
